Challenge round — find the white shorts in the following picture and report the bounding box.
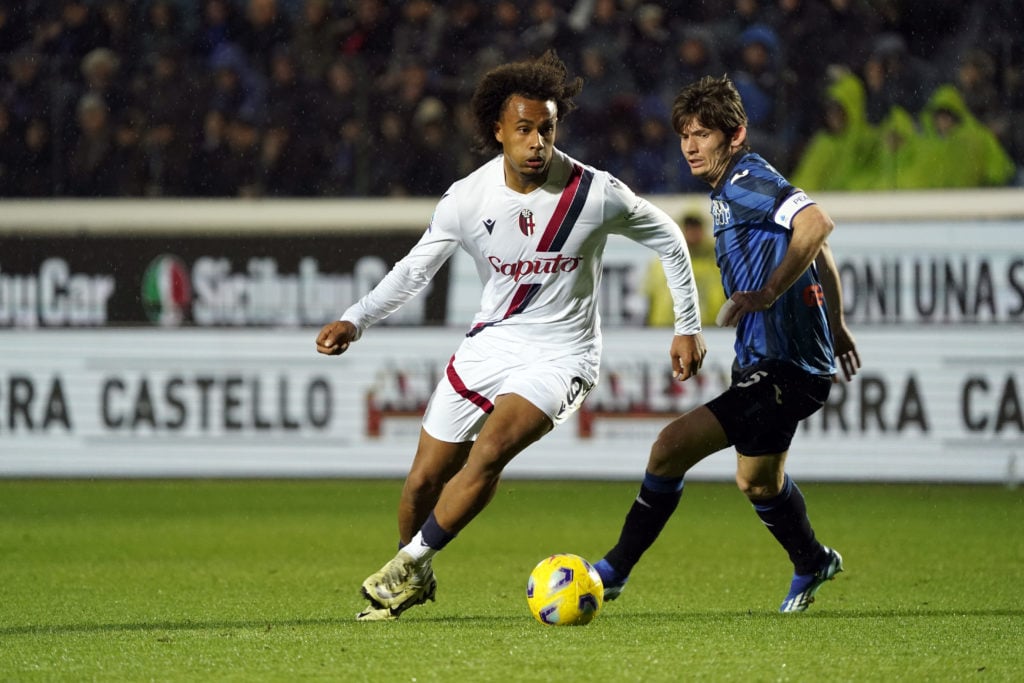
[421,332,598,443]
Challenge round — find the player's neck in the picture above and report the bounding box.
[504,170,548,194]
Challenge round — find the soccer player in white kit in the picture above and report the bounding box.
[315,51,706,621]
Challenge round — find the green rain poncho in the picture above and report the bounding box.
[867,105,932,190]
[791,72,879,191]
[917,84,1015,188]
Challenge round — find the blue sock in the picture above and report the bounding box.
[601,471,684,580]
[421,511,456,550]
[752,474,824,575]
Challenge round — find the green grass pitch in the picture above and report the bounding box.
[1,479,1021,682]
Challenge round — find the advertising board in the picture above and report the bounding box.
[1,328,1019,483]
[0,233,447,328]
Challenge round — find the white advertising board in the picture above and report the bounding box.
[1,196,1021,482]
[1,327,1020,483]
[450,220,1024,328]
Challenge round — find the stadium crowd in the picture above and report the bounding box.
[0,0,1021,198]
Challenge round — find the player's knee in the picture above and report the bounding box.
[734,472,781,500]
[648,432,677,473]
[648,425,704,476]
[405,467,448,500]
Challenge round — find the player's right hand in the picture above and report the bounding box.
[315,320,357,356]
[670,333,707,381]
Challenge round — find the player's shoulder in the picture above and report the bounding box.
[559,150,636,206]
[721,152,790,198]
[730,152,785,181]
[450,154,504,195]
[437,155,504,213]
[563,151,621,189]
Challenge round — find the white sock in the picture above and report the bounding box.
[402,531,438,563]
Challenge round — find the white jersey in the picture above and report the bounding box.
[341,149,701,361]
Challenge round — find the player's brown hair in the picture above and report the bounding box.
[671,75,749,141]
[470,50,583,155]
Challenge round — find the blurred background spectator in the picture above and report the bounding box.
[917,84,1015,188]
[0,0,1020,198]
[644,211,724,328]
[865,105,928,191]
[791,69,878,191]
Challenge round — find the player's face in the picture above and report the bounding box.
[494,95,558,193]
[679,118,746,187]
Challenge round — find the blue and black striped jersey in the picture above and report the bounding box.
[708,152,835,376]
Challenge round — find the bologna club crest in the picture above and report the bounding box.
[519,209,536,236]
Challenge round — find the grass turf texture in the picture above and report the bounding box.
[1,480,1021,682]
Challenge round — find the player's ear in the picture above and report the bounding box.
[731,125,747,150]
[493,120,503,145]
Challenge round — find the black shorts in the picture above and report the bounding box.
[706,360,832,456]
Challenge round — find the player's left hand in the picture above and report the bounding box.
[832,324,860,382]
[716,289,775,327]
[671,333,707,381]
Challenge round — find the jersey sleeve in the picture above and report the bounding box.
[605,176,702,335]
[726,156,816,231]
[772,189,815,229]
[340,192,461,337]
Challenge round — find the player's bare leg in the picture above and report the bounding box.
[648,405,730,477]
[357,433,470,621]
[398,430,472,544]
[431,393,552,535]
[359,394,552,620]
[735,451,787,500]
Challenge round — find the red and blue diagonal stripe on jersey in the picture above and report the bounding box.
[466,164,594,338]
[466,282,542,336]
[536,163,593,252]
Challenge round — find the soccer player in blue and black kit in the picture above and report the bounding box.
[594,75,861,612]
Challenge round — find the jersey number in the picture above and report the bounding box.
[736,370,769,388]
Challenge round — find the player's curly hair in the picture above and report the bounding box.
[671,75,749,143]
[470,50,583,155]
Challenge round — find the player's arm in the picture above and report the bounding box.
[718,202,832,324]
[604,178,706,379]
[619,194,706,379]
[815,240,861,381]
[760,203,833,305]
[615,194,702,333]
[316,193,461,356]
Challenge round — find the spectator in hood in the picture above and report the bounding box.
[205,42,266,122]
[917,84,1015,188]
[862,105,930,190]
[791,70,879,191]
